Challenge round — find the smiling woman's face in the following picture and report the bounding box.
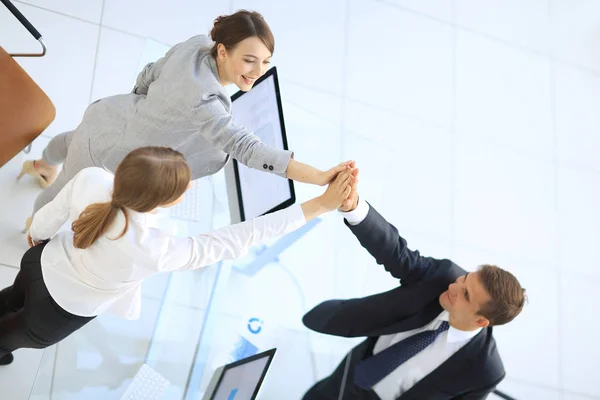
[217,36,272,91]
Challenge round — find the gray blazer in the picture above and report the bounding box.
[80,35,292,180]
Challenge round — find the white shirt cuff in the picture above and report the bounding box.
[339,198,370,226]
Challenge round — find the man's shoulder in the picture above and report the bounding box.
[425,259,466,286]
[469,326,506,379]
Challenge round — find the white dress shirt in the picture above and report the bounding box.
[30,167,306,320]
[340,200,481,399]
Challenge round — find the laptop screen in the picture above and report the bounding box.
[210,356,270,400]
[207,349,276,400]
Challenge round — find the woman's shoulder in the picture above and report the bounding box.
[183,34,213,48]
[64,168,113,210]
[76,167,113,182]
[165,35,226,100]
[72,167,114,194]
[172,34,214,60]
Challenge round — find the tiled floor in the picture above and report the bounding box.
[2,0,600,399]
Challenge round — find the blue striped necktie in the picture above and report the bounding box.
[353,321,450,389]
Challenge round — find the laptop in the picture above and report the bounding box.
[202,348,277,400]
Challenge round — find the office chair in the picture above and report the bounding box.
[0,0,55,167]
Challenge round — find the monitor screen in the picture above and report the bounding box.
[228,67,295,222]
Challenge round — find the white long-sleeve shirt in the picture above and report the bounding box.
[340,200,481,400]
[30,167,305,320]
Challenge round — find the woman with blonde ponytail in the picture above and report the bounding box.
[0,146,357,365]
[70,146,192,250]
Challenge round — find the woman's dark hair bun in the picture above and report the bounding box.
[210,15,228,41]
[209,10,274,59]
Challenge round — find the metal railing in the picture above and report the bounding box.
[1,0,46,57]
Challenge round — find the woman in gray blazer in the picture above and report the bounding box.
[19,10,350,228]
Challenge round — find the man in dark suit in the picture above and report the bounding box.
[302,168,526,400]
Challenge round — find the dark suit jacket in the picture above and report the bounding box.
[303,204,505,400]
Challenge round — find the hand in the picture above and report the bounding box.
[339,167,360,212]
[317,160,354,186]
[319,170,353,211]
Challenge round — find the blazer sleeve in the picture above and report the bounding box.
[302,287,408,337]
[192,96,293,178]
[133,45,178,96]
[347,203,447,286]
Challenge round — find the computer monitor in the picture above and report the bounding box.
[202,348,277,400]
[225,67,295,223]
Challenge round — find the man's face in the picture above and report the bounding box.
[439,271,492,330]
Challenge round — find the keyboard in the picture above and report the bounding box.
[170,180,205,222]
[120,364,170,400]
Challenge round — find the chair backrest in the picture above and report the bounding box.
[0,45,55,167]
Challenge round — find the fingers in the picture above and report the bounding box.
[340,173,353,201]
[350,169,359,191]
[345,173,357,192]
[340,171,352,188]
[336,176,352,197]
[334,170,350,185]
[333,160,354,173]
[333,164,349,173]
[343,185,352,198]
[327,163,358,207]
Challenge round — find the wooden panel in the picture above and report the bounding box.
[0,46,55,167]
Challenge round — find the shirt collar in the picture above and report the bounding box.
[438,311,482,344]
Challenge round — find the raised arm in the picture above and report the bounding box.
[193,96,352,185]
[160,170,354,272]
[346,203,441,285]
[339,169,442,285]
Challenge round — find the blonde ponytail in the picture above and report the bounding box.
[71,146,190,249]
[72,201,128,249]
